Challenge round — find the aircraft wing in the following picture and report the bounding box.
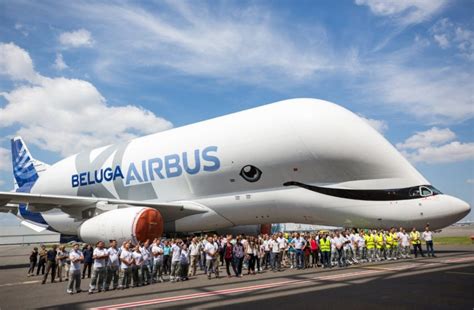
[0,191,206,221]
[0,203,19,215]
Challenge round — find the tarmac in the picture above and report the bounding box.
[0,243,473,309]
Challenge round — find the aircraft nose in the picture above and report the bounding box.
[452,197,471,218]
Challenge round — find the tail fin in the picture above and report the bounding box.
[11,137,49,188]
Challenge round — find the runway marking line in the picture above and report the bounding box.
[0,280,40,287]
[92,257,474,309]
[91,269,384,309]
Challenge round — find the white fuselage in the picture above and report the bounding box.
[28,99,470,234]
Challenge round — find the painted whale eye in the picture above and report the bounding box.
[240,165,262,183]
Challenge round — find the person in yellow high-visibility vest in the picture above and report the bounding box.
[391,228,399,260]
[410,227,425,258]
[385,230,393,260]
[375,230,385,261]
[364,231,376,262]
[319,234,331,268]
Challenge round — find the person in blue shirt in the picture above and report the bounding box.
[82,244,93,279]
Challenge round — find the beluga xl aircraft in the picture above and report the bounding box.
[0,99,470,244]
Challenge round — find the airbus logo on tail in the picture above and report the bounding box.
[72,146,220,188]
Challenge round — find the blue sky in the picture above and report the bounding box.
[0,0,473,224]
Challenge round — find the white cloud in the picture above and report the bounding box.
[0,42,41,83]
[59,29,93,48]
[397,127,474,164]
[358,115,388,133]
[53,53,68,70]
[360,62,473,124]
[467,179,474,184]
[396,127,455,150]
[355,0,447,25]
[0,43,172,157]
[62,2,333,84]
[430,18,474,61]
[0,147,10,172]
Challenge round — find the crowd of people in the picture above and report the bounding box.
[26,225,436,294]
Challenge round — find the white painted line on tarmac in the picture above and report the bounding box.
[0,280,41,287]
[91,269,385,310]
[91,255,474,309]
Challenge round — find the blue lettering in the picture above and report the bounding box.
[141,160,148,182]
[165,154,182,178]
[202,146,220,172]
[79,172,87,186]
[72,174,79,187]
[114,166,124,180]
[148,157,164,180]
[94,169,103,183]
[104,167,114,182]
[87,171,95,185]
[182,149,200,175]
[126,163,143,185]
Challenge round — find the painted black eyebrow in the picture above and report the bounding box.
[283,181,439,201]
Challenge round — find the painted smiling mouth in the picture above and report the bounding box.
[240,165,262,183]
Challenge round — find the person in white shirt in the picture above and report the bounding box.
[397,228,406,259]
[335,232,347,267]
[330,234,337,267]
[179,244,190,281]
[292,233,306,269]
[399,228,410,259]
[119,242,133,289]
[105,240,120,290]
[188,237,201,277]
[357,231,366,262]
[67,243,83,294]
[151,239,164,282]
[269,235,281,271]
[262,235,271,270]
[131,246,143,287]
[422,226,436,257]
[204,236,219,279]
[170,240,182,282]
[277,233,288,267]
[89,241,108,294]
[140,240,152,285]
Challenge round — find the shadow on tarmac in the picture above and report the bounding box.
[35,248,474,310]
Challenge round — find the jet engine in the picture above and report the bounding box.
[78,207,163,244]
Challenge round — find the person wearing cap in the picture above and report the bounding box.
[89,241,108,294]
[105,240,120,291]
[67,243,84,294]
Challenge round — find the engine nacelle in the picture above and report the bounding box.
[78,207,163,244]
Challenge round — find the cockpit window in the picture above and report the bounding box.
[420,186,433,197]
